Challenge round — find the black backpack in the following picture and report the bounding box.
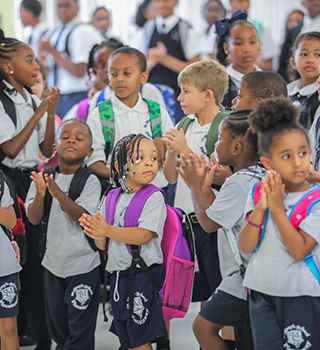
[0,90,37,163]
[39,166,99,259]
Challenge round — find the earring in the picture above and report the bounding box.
[9,70,13,74]
[233,152,236,155]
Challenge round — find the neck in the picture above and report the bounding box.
[283,180,311,193]
[232,63,255,75]
[300,76,317,88]
[58,160,84,175]
[233,158,256,173]
[196,104,220,126]
[6,78,24,96]
[118,94,139,108]
[30,17,40,28]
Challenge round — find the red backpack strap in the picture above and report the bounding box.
[289,187,320,229]
[252,181,262,205]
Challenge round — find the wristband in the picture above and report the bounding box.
[247,219,261,229]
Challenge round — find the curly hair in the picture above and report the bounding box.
[248,97,308,156]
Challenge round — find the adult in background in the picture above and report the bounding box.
[39,0,103,119]
[20,0,47,56]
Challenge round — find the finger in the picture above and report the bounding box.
[210,153,219,166]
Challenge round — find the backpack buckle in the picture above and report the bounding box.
[189,214,199,224]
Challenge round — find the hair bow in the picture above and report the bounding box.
[215,9,248,37]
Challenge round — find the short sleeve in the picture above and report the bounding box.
[299,200,320,244]
[160,106,174,133]
[138,191,167,238]
[206,177,249,230]
[75,174,101,215]
[1,182,14,208]
[0,101,17,144]
[183,27,206,60]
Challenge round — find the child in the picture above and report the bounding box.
[231,71,288,112]
[25,119,102,350]
[132,0,205,122]
[163,60,228,344]
[288,32,320,130]
[86,46,173,188]
[0,177,20,350]
[177,110,264,350]
[215,10,261,109]
[238,97,320,349]
[0,30,59,350]
[79,133,168,350]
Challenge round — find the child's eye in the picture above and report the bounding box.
[315,53,320,58]
[124,72,131,76]
[299,53,307,57]
[109,72,117,77]
[151,157,157,162]
[299,151,307,157]
[76,137,83,141]
[282,154,290,160]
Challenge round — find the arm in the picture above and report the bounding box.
[79,211,153,245]
[27,172,46,225]
[39,88,60,158]
[163,148,178,184]
[178,153,219,233]
[1,100,49,159]
[88,161,111,180]
[0,206,16,229]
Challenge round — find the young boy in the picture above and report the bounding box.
[132,0,205,122]
[231,71,288,112]
[86,46,174,190]
[25,119,102,350]
[163,60,228,316]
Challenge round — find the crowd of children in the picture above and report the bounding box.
[1,1,320,350]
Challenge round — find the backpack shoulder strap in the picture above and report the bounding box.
[0,90,17,126]
[42,166,58,218]
[104,187,122,225]
[97,89,106,105]
[177,116,194,134]
[98,99,115,157]
[143,98,162,139]
[68,166,92,201]
[77,98,90,121]
[206,111,230,157]
[65,23,83,56]
[0,170,4,201]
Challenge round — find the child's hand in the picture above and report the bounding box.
[47,87,61,114]
[163,129,189,155]
[44,174,63,199]
[210,154,233,185]
[306,163,320,184]
[35,99,50,120]
[153,138,166,168]
[30,171,46,197]
[263,171,285,213]
[79,212,109,240]
[256,180,269,212]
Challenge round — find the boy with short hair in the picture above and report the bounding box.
[25,119,102,350]
[231,71,288,112]
[86,46,174,190]
[163,60,228,312]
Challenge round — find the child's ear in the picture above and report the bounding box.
[260,156,272,170]
[53,143,57,153]
[223,42,229,56]
[205,89,214,102]
[114,160,120,174]
[233,141,242,155]
[86,147,94,158]
[289,57,296,70]
[140,71,149,85]
[2,62,14,76]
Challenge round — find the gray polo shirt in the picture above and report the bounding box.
[0,182,21,277]
[25,172,101,278]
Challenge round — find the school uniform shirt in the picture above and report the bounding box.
[0,182,21,277]
[131,14,205,61]
[25,172,101,278]
[46,17,103,94]
[206,167,265,300]
[0,81,48,168]
[86,92,174,188]
[300,13,320,35]
[100,191,166,273]
[243,188,320,297]
[288,79,320,130]
[200,25,217,60]
[174,114,213,214]
[226,64,261,90]
[309,115,320,171]
[23,21,48,57]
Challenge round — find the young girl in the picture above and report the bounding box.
[177,110,265,350]
[79,133,168,350]
[288,32,320,130]
[0,178,20,350]
[0,30,59,350]
[215,10,260,109]
[239,97,320,349]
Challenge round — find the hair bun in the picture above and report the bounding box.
[249,97,299,133]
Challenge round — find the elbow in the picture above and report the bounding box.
[7,216,17,230]
[292,252,308,262]
[202,221,218,233]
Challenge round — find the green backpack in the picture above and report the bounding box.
[177,111,230,157]
[98,98,162,156]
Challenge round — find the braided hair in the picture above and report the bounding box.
[0,29,33,94]
[110,133,150,192]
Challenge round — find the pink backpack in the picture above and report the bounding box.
[252,182,320,284]
[105,184,196,322]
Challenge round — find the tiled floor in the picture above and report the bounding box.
[21,302,200,350]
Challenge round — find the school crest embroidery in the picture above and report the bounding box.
[0,282,18,309]
[71,284,93,310]
[283,324,312,350]
[127,291,150,325]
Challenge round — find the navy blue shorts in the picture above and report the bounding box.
[0,273,19,318]
[249,290,320,350]
[191,221,221,302]
[110,264,167,349]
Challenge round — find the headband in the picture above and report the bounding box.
[215,9,248,37]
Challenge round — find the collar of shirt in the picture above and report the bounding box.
[301,13,320,34]
[156,14,179,34]
[3,80,37,107]
[111,92,149,116]
[226,64,261,86]
[287,79,318,97]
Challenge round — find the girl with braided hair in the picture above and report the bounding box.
[80,133,168,350]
